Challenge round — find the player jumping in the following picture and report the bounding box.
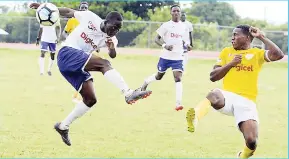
[186,25,284,158]
[30,3,152,146]
[36,18,61,76]
[140,5,191,111]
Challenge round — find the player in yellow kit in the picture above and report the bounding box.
[186,25,284,158]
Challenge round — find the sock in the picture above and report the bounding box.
[48,59,54,72]
[194,98,211,120]
[144,73,157,84]
[59,101,90,130]
[240,145,255,158]
[104,69,131,96]
[175,82,183,106]
[39,57,45,74]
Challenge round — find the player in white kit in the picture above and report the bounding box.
[181,11,193,71]
[30,3,152,146]
[139,5,191,111]
[36,20,61,76]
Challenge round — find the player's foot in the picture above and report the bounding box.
[40,73,44,75]
[125,89,152,104]
[54,122,71,146]
[47,71,52,76]
[186,108,198,133]
[175,105,183,111]
[140,82,149,91]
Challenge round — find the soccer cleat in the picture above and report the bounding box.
[54,122,71,146]
[175,106,184,111]
[186,108,198,133]
[140,82,149,91]
[47,71,52,76]
[125,89,152,104]
[237,151,242,158]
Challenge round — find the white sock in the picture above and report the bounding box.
[59,101,90,130]
[104,69,132,96]
[39,57,45,74]
[183,53,189,70]
[48,58,54,72]
[175,82,183,106]
[144,73,157,84]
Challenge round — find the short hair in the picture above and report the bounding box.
[79,1,88,6]
[236,24,254,41]
[170,4,181,11]
[105,11,123,28]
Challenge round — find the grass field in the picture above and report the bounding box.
[0,48,287,158]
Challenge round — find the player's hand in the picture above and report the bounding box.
[229,55,242,66]
[186,44,192,51]
[29,3,40,9]
[36,37,40,46]
[105,38,115,50]
[164,45,173,51]
[249,26,264,39]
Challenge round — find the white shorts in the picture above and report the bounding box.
[216,89,259,128]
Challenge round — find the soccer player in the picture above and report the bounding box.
[186,25,284,158]
[36,19,61,76]
[139,5,191,111]
[61,2,89,40]
[30,3,152,146]
[180,11,193,71]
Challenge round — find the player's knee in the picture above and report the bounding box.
[174,76,181,82]
[246,136,257,150]
[50,53,55,60]
[206,89,225,110]
[83,97,97,107]
[155,74,164,80]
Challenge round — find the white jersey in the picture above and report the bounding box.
[40,20,60,43]
[156,20,187,60]
[182,20,193,45]
[62,11,118,54]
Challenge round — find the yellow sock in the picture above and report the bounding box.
[194,98,211,120]
[240,145,255,158]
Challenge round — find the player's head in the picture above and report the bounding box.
[181,11,186,22]
[231,25,254,50]
[104,11,123,37]
[79,2,89,11]
[170,5,181,22]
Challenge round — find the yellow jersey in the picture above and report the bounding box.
[216,47,267,102]
[64,18,80,34]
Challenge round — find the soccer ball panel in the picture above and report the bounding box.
[36,3,59,26]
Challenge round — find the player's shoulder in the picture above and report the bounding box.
[220,46,233,55]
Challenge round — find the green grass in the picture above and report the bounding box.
[0,48,287,158]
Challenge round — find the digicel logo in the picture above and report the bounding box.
[170,33,182,38]
[234,64,254,72]
[80,32,97,50]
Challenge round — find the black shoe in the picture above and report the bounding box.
[125,89,152,104]
[47,71,52,76]
[54,122,71,146]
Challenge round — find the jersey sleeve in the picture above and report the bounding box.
[257,48,268,66]
[64,19,72,33]
[216,48,228,66]
[188,22,193,32]
[156,23,167,38]
[74,10,94,23]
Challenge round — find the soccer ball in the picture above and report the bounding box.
[36,3,59,26]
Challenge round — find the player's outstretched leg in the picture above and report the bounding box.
[85,54,152,104]
[173,70,183,111]
[237,120,258,158]
[186,89,223,132]
[54,80,96,146]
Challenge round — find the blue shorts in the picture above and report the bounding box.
[57,46,92,91]
[157,58,184,73]
[41,41,56,52]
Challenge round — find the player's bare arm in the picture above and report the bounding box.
[55,25,61,43]
[189,31,193,47]
[250,26,284,62]
[106,38,116,58]
[155,34,173,51]
[36,27,43,46]
[210,55,242,82]
[30,3,76,18]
